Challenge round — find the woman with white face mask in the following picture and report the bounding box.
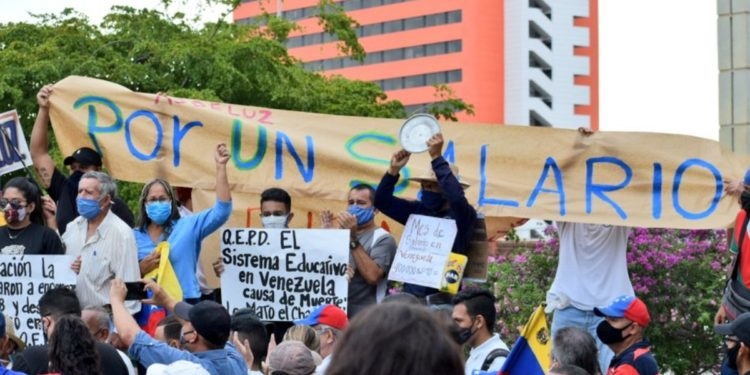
[133,143,232,304]
[0,176,64,255]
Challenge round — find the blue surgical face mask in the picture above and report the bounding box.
[146,201,172,225]
[347,205,375,226]
[76,197,101,220]
[420,190,446,212]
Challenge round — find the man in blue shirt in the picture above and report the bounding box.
[110,278,247,375]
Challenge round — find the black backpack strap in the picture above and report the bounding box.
[481,348,510,371]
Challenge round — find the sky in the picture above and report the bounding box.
[0,1,720,141]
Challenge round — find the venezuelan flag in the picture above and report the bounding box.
[498,305,551,375]
[136,242,183,336]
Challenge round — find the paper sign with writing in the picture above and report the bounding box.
[388,215,457,289]
[0,255,76,346]
[0,110,33,176]
[220,228,349,321]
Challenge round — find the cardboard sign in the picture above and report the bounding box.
[220,228,349,321]
[0,110,33,176]
[388,215,457,289]
[0,255,76,346]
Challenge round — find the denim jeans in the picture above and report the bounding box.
[552,306,614,375]
[721,354,739,375]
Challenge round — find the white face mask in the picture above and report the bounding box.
[262,215,288,229]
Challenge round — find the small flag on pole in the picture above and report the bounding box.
[498,305,551,375]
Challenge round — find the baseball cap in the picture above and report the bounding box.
[268,341,316,375]
[146,360,210,375]
[594,295,651,327]
[716,312,750,345]
[63,147,102,167]
[294,304,348,330]
[174,301,231,347]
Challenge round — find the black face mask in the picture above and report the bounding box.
[596,320,633,345]
[726,344,740,371]
[457,318,477,345]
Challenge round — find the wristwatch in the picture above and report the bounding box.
[349,239,360,251]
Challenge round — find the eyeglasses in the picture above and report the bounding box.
[146,197,171,204]
[726,336,740,346]
[0,198,26,209]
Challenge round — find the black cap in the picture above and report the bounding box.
[716,312,750,345]
[63,147,102,167]
[231,307,275,339]
[174,301,231,347]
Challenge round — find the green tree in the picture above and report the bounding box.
[0,1,473,210]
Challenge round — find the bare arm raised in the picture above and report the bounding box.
[30,85,56,188]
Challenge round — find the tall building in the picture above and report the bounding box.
[234,0,598,129]
[718,0,750,152]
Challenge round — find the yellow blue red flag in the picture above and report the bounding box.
[498,305,551,375]
[136,242,183,336]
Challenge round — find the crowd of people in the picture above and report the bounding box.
[0,84,745,375]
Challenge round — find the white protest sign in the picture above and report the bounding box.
[0,255,76,346]
[220,228,349,321]
[388,215,457,289]
[0,110,33,176]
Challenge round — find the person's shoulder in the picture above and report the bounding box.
[11,345,49,372]
[95,342,130,374]
[105,211,135,232]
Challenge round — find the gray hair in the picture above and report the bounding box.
[82,305,110,331]
[81,171,117,201]
[551,327,599,375]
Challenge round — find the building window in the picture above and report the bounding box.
[528,51,552,79]
[285,10,462,48]
[404,75,426,88]
[236,0,412,24]
[404,16,425,30]
[383,19,403,33]
[303,40,461,71]
[529,81,552,108]
[530,110,551,126]
[529,0,552,20]
[376,69,462,91]
[529,20,552,49]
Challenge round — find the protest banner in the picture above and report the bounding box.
[220,228,349,321]
[0,255,76,346]
[388,215,458,289]
[47,75,750,232]
[0,110,34,176]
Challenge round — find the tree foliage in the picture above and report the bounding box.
[0,1,473,210]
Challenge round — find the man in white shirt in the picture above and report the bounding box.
[62,171,141,314]
[452,288,509,375]
[546,222,634,375]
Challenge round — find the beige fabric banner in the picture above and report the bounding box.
[48,76,749,235]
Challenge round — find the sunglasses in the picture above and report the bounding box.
[0,198,26,209]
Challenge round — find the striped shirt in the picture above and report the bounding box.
[62,209,141,313]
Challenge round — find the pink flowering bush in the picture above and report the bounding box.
[483,226,732,375]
